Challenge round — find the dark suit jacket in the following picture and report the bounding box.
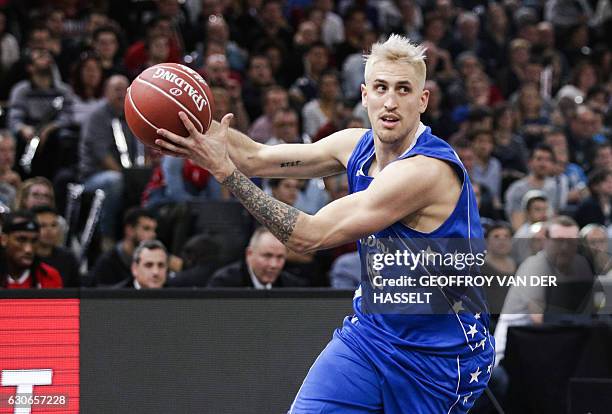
[207,260,308,288]
[87,244,131,287]
[166,264,217,288]
[574,196,611,228]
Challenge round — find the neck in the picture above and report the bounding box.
[32,73,52,89]
[529,174,545,185]
[6,262,27,279]
[373,122,420,172]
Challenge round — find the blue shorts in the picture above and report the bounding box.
[289,322,495,413]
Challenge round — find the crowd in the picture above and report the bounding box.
[0,0,610,294]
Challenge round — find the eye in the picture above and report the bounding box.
[375,84,386,92]
[399,86,411,94]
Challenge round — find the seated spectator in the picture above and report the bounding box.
[87,207,156,286]
[90,26,126,80]
[124,16,181,75]
[302,70,341,139]
[545,128,588,206]
[7,47,75,178]
[209,84,250,134]
[248,86,289,143]
[15,177,56,210]
[512,190,551,262]
[114,239,168,289]
[513,82,551,140]
[329,251,360,289]
[579,224,611,275]
[469,129,502,205]
[31,205,80,287]
[0,131,21,207]
[481,221,516,314]
[266,108,303,145]
[573,169,612,229]
[566,105,606,170]
[504,144,566,230]
[242,54,275,121]
[492,104,528,186]
[0,211,62,288]
[166,234,219,287]
[207,227,306,288]
[0,10,19,77]
[289,42,330,107]
[421,80,456,140]
[69,53,104,127]
[79,75,144,246]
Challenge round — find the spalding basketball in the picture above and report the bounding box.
[124,62,215,147]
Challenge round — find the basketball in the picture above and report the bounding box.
[124,62,215,147]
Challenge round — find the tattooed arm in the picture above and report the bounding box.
[209,119,365,178]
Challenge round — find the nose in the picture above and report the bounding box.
[384,93,398,110]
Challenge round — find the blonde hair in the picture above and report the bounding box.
[364,34,427,90]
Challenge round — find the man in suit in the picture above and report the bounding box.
[114,239,168,289]
[207,227,307,288]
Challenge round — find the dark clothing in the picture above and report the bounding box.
[87,243,132,286]
[573,196,612,228]
[207,260,308,288]
[1,258,63,289]
[166,264,217,288]
[39,247,80,287]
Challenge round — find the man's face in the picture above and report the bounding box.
[0,138,15,170]
[319,74,339,101]
[362,61,428,146]
[594,146,612,171]
[527,199,549,223]
[585,228,607,255]
[28,49,53,75]
[272,112,299,142]
[127,217,157,245]
[271,179,300,205]
[205,55,230,86]
[472,134,493,159]
[24,184,54,210]
[105,77,129,113]
[264,90,288,116]
[595,174,612,197]
[546,224,579,269]
[307,46,328,74]
[132,248,168,288]
[36,212,60,248]
[94,32,118,59]
[246,233,287,285]
[1,230,39,270]
[529,149,553,178]
[248,57,272,85]
[571,108,597,139]
[486,227,512,256]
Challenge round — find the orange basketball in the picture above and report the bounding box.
[124,62,215,147]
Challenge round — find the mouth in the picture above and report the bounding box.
[379,114,400,128]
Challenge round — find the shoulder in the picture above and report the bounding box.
[317,127,368,166]
[38,263,63,286]
[9,81,30,97]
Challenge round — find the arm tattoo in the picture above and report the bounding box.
[280,160,301,168]
[222,168,300,243]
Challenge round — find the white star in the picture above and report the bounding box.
[469,366,482,383]
[467,323,478,339]
[452,300,464,313]
[483,327,487,336]
[475,312,481,319]
[463,392,472,405]
[478,339,486,350]
[487,364,493,374]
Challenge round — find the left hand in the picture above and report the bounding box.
[155,112,236,181]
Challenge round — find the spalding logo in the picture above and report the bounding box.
[152,68,207,111]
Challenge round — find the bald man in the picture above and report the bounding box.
[79,75,145,246]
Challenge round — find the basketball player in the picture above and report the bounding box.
[156,35,494,413]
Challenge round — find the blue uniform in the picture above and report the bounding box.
[289,125,495,413]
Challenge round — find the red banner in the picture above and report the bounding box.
[0,299,79,413]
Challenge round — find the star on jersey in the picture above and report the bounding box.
[487,364,493,374]
[463,392,473,405]
[469,366,482,383]
[475,312,481,319]
[483,327,487,336]
[452,300,464,313]
[467,324,478,339]
[477,339,487,350]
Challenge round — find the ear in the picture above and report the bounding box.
[0,233,7,248]
[131,262,138,277]
[418,89,430,114]
[361,84,367,108]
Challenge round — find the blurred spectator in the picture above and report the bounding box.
[566,105,607,170]
[329,251,360,289]
[124,17,181,75]
[266,108,302,145]
[497,38,531,98]
[207,227,306,288]
[0,9,19,76]
[481,221,516,312]
[79,75,144,245]
[7,47,75,178]
[513,83,551,139]
[166,234,219,287]
[579,223,612,275]
[505,144,566,230]
[334,7,369,69]
[448,11,481,59]
[69,53,104,126]
[256,0,294,51]
[382,0,422,40]
[573,169,612,228]
[446,51,484,107]
[495,216,591,362]
[114,239,168,289]
[479,3,509,73]
[545,129,588,206]
[422,80,456,139]
[32,205,79,287]
[0,211,62,289]
[0,131,21,207]
[469,129,502,205]
[210,86,250,133]
[314,0,345,48]
[514,191,551,239]
[492,104,528,184]
[248,86,289,143]
[87,207,157,287]
[242,54,275,121]
[592,143,612,173]
[91,26,125,80]
[302,70,341,138]
[15,177,56,210]
[289,42,331,107]
[421,41,456,83]
[198,14,247,72]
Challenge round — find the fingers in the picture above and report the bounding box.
[156,126,191,148]
[178,111,199,136]
[155,137,189,157]
[220,113,234,131]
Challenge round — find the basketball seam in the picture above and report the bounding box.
[127,86,160,132]
[135,77,204,133]
[147,64,212,129]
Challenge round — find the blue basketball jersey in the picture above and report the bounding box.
[342,124,491,356]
